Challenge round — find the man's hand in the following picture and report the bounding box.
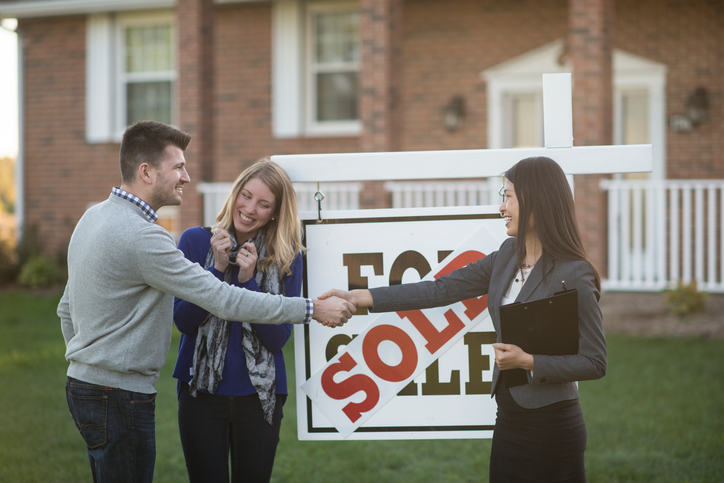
[312,296,356,328]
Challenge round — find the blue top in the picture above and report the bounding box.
[172,226,299,396]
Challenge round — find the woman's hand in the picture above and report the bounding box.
[235,242,258,283]
[210,224,232,272]
[492,343,534,371]
[318,288,373,309]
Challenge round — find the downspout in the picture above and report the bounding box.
[13,22,22,244]
[0,19,21,244]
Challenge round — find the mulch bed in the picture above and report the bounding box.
[600,291,724,339]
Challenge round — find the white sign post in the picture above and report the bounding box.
[273,74,652,440]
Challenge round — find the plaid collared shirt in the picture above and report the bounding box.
[304,298,314,324]
[111,187,158,223]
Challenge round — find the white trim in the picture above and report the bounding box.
[15,26,24,242]
[0,0,173,18]
[272,1,302,138]
[86,13,114,143]
[0,0,275,18]
[613,50,667,179]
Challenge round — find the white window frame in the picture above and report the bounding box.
[86,10,176,143]
[115,11,177,140]
[304,2,361,136]
[272,1,361,139]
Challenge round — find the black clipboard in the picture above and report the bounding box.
[499,288,579,388]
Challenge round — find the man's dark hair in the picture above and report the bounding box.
[119,121,192,184]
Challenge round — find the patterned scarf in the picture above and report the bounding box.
[189,229,283,425]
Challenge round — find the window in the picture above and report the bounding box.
[273,1,361,138]
[87,11,176,143]
[504,92,542,148]
[307,6,360,133]
[119,20,175,127]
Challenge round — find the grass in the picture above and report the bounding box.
[0,289,722,482]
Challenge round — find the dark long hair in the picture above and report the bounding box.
[504,156,601,290]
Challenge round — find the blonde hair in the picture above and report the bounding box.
[216,158,305,276]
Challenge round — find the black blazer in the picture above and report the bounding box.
[370,237,607,409]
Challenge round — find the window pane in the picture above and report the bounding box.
[622,91,649,145]
[127,81,172,125]
[314,11,359,64]
[125,24,173,73]
[511,94,539,148]
[316,72,358,121]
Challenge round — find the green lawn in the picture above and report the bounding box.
[0,290,722,482]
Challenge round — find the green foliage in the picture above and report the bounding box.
[0,236,18,284]
[17,255,64,288]
[664,280,708,317]
[0,156,14,214]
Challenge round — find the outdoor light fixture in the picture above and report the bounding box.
[670,86,709,133]
[443,96,466,132]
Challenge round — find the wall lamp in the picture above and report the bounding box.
[669,86,709,133]
[443,96,466,132]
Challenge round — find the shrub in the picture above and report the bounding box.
[663,280,708,317]
[0,237,19,284]
[17,256,64,288]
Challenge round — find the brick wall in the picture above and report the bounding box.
[20,16,120,255]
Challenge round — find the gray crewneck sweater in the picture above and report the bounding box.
[58,194,307,394]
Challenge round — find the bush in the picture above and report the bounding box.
[0,237,19,284]
[17,256,64,288]
[663,280,708,317]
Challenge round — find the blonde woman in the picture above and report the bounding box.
[173,158,305,482]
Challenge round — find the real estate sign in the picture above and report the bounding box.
[296,206,507,440]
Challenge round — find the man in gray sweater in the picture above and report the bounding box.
[58,121,354,482]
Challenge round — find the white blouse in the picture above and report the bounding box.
[500,267,534,379]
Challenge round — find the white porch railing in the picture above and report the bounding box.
[602,179,724,293]
[385,179,503,208]
[197,182,363,226]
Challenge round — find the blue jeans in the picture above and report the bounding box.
[65,377,156,483]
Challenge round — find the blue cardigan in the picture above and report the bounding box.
[172,226,299,396]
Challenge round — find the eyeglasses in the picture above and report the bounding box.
[498,185,505,198]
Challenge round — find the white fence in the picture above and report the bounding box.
[197,182,363,226]
[602,179,724,293]
[385,179,503,208]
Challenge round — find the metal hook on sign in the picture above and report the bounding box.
[314,182,325,224]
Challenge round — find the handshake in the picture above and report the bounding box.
[310,288,373,328]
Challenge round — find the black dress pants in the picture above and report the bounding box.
[178,383,285,483]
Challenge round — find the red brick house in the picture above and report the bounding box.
[1,0,722,291]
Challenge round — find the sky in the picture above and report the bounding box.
[0,19,18,160]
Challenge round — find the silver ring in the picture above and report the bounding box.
[245,252,250,257]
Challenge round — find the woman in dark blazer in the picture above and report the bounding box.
[322,156,607,482]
